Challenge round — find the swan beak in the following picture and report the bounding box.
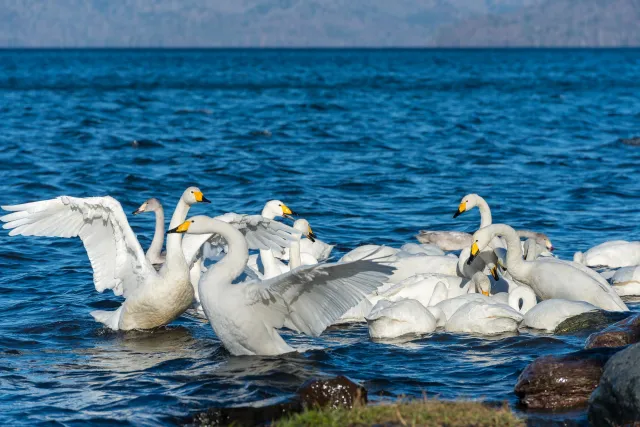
[167,220,191,234]
[307,226,316,243]
[481,290,490,296]
[132,203,146,215]
[194,192,211,203]
[490,265,499,281]
[281,203,296,220]
[467,242,479,265]
[453,201,466,218]
[549,245,555,252]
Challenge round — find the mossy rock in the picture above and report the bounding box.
[555,311,631,335]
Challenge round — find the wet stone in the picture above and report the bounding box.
[297,375,367,409]
[514,347,622,410]
[554,310,631,335]
[585,314,640,349]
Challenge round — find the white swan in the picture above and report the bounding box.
[611,266,640,297]
[278,219,334,263]
[168,216,395,356]
[366,299,437,339]
[469,224,628,312]
[416,194,554,252]
[473,270,537,314]
[445,300,523,335]
[132,197,166,265]
[522,299,598,332]
[574,241,640,269]
[370,273,473,309]
[1,187,211,330]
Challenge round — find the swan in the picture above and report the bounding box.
[445,300,523,335]
[370,273,474,309]
[610,266,640,296]
[469,224,628,312]
[132,197,166,265]
[574,241,640,268]
[366,299,437,339]
[400,243,445,256]
[167,216,395,356]
[473,269,537,314]
[1,187,211,330]
[522,299,598,332]
[278,219,334,263]
[416,194,554,252]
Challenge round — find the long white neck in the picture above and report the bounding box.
[489,224,529,282]
[475,196,492,228]
[199,218,249,290]
[147,206,165,260]
[165,198,190,269]
[289,240,302,269]
[258,207,282,277]
[508,286,537,314]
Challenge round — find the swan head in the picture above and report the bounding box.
[167,216,211,234]
[293,219,316,242]
[262,200,296,220]
[453,193,481,218]
[467,225,496,265]
[132,198,162,215]
[183,187,211,205]
[471,271,491,296]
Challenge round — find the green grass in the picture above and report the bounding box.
[274,400,523,427]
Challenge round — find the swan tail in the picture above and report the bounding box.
[90,307,123,330]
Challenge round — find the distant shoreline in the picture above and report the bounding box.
[1,46,640,51]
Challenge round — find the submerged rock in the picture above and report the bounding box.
[514,347,621,410]
[298,375,367,409]
[554,310,630,335]
[589,343,640,426]
[585,314,640,349]
[190,376,366,426]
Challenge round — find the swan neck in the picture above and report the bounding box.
[166,198,190,263]
[477,197,492,228]
[260,249,281,278]
[147,206,165,259]
[495,224,527,279]
[509,287,536,314]
[289,240,301,269]
[201,220,249,290]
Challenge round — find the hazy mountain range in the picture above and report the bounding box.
[1,0,639,47]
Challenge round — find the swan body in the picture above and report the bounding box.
[400,243,445,256]
[574,241,640,269]
[371,273,472,308]
[611,266,640,296]
[434,294,492,321]
[522,299,598,332]
[170,216,394,356]
[1,187,211,330]
[333,298,373,324]
[445,301,523,335]
[366,299,436,339]
[470,224,628,312]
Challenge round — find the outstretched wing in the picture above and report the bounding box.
[1,196,154,297]
[244,258,395,337]
[181,213,301,267]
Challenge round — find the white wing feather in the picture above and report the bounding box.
[1,196,154,297]
[243,258,395,337]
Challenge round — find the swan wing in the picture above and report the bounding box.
[244,258,395,336]
[1,196,154,297]
[181,213,301,267]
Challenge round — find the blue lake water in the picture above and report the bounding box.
[0,49,639,426]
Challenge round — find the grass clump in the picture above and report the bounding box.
[274,400,522,427]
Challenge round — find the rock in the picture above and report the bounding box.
[589,343,640,426]
[585,314,640,349]
[297,375,367,409]
[190,376,366,426]
[514,347,622,410]
[554,310,631,335]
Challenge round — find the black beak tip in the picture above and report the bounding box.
[201,196,211,203]
[467,255,475,265]
[167,227,178,234]
[453,210,462,218]
[132,210,140,215]
[308,233,316,242]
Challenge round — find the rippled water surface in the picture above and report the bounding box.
[0,49,639,426]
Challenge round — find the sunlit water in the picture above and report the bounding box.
[0,49,639,426]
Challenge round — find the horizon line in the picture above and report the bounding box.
[1,46,640,50]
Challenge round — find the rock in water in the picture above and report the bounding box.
[554,310,631,335]
[191,400,302,426]
[589,343,640,426]
[297,375,367,409]
[585,314,640,349]
[514,347,621,409]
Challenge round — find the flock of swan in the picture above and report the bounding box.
[2,189,639,356]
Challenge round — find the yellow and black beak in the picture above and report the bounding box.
[490,265,499,281]
[194,191,211,203]
[467,242,479,265]
[281,203,297,220]
[453,201,467,218]
[481,290,490,296]
[307,226,316,243]
[167,220,191,234]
